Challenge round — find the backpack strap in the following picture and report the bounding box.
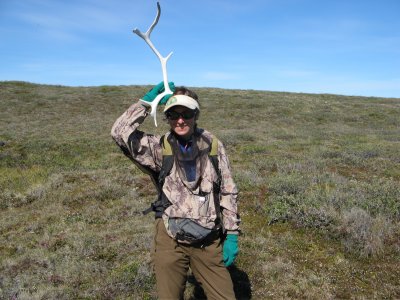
[158,134,174,187]
[208,136,224,233]
[208,135,220,187]
[210,135,218,156]
[161,134,173,155]
[142,134,174,216]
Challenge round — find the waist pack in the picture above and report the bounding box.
[168,218,220,244]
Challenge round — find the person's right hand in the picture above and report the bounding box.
[141,81,175,104]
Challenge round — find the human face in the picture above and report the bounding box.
[166,106,196,139]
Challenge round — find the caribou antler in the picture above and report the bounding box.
[133,2,173,127]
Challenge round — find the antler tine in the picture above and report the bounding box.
[132,2,160,52]
[132,2,160,40]
[146,2,161,38]
[132,2,173,127]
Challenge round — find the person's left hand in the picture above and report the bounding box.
[223,234,239,267]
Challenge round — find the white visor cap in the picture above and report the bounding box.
[163,95,200,112]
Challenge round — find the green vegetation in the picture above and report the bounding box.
[1,81,399,299]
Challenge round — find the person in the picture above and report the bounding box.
[111,82,240,299]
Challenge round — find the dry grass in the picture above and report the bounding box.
[1,81,399,299]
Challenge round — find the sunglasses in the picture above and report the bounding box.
[166,110,196,120]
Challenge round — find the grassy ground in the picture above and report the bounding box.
[0,81,399,299]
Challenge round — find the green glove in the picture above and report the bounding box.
[141,81,175,105]
[223,234,239,267]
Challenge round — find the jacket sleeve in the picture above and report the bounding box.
[111,101,162,173]
[217,141,241,233]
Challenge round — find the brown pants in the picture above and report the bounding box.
[152,219,235,300]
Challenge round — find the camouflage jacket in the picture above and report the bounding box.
[111,101,240,236]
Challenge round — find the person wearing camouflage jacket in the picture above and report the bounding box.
[111,83,240,299]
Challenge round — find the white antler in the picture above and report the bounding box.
[133,2,173,127]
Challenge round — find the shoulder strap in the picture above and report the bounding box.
[161,134,173,156]
[158,134,174,186]
[210,135,218,156]
[209,135,220,182]
[208,135,224,233]
[142,134,174,216]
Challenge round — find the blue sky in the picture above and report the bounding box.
[1,0,399,98]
